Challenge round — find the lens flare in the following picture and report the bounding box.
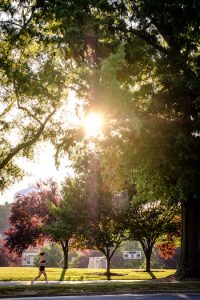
[83,113,103,138]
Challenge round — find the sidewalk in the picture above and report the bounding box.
[0,279,144,286]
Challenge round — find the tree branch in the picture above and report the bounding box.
[16,98,42,125]
[13,80,42,124]
[129,27,169,55]
[110,241,120,259]
[0,109,56,170]
[0,20,23,28]
[0,98,16,119]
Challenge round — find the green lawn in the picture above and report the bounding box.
[0,268,175,281]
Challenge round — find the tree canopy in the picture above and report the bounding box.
[45,177,89,269]
[125,199,180,272]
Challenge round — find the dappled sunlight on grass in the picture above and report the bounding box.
[0,268,175,281]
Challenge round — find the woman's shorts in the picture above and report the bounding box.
[39,266,45,272]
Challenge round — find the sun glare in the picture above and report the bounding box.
[83,113,104,138]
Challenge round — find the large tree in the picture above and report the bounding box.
[71,1,200,278]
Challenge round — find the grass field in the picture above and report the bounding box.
[0,268,175,281]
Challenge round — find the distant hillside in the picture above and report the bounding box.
[0,202,12,231]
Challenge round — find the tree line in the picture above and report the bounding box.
[5,149,180,278]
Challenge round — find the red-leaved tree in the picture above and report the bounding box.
[155,236,177,260]
[155,216,182,260]
[5,179,60,258]
[0,240,21,266]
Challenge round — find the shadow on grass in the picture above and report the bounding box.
[148,271,156,279]
[59,269,67,281]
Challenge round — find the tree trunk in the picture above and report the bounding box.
[140,240,153,272]
[176,198,200,278]
[105,255,111,280]
[61,240,69,270]
[145,250,152,272]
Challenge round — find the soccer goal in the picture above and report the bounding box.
[88,257,107,269]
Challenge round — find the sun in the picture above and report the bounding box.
[83,112,104,138]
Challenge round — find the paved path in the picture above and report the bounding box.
[0,280,144,286]
[1,293,200,300]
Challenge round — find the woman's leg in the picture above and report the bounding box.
[32,271,42,282]
[42,271,48,283]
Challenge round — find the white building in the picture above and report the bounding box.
[22,248,40,266]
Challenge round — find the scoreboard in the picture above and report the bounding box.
[123,251,142,259]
